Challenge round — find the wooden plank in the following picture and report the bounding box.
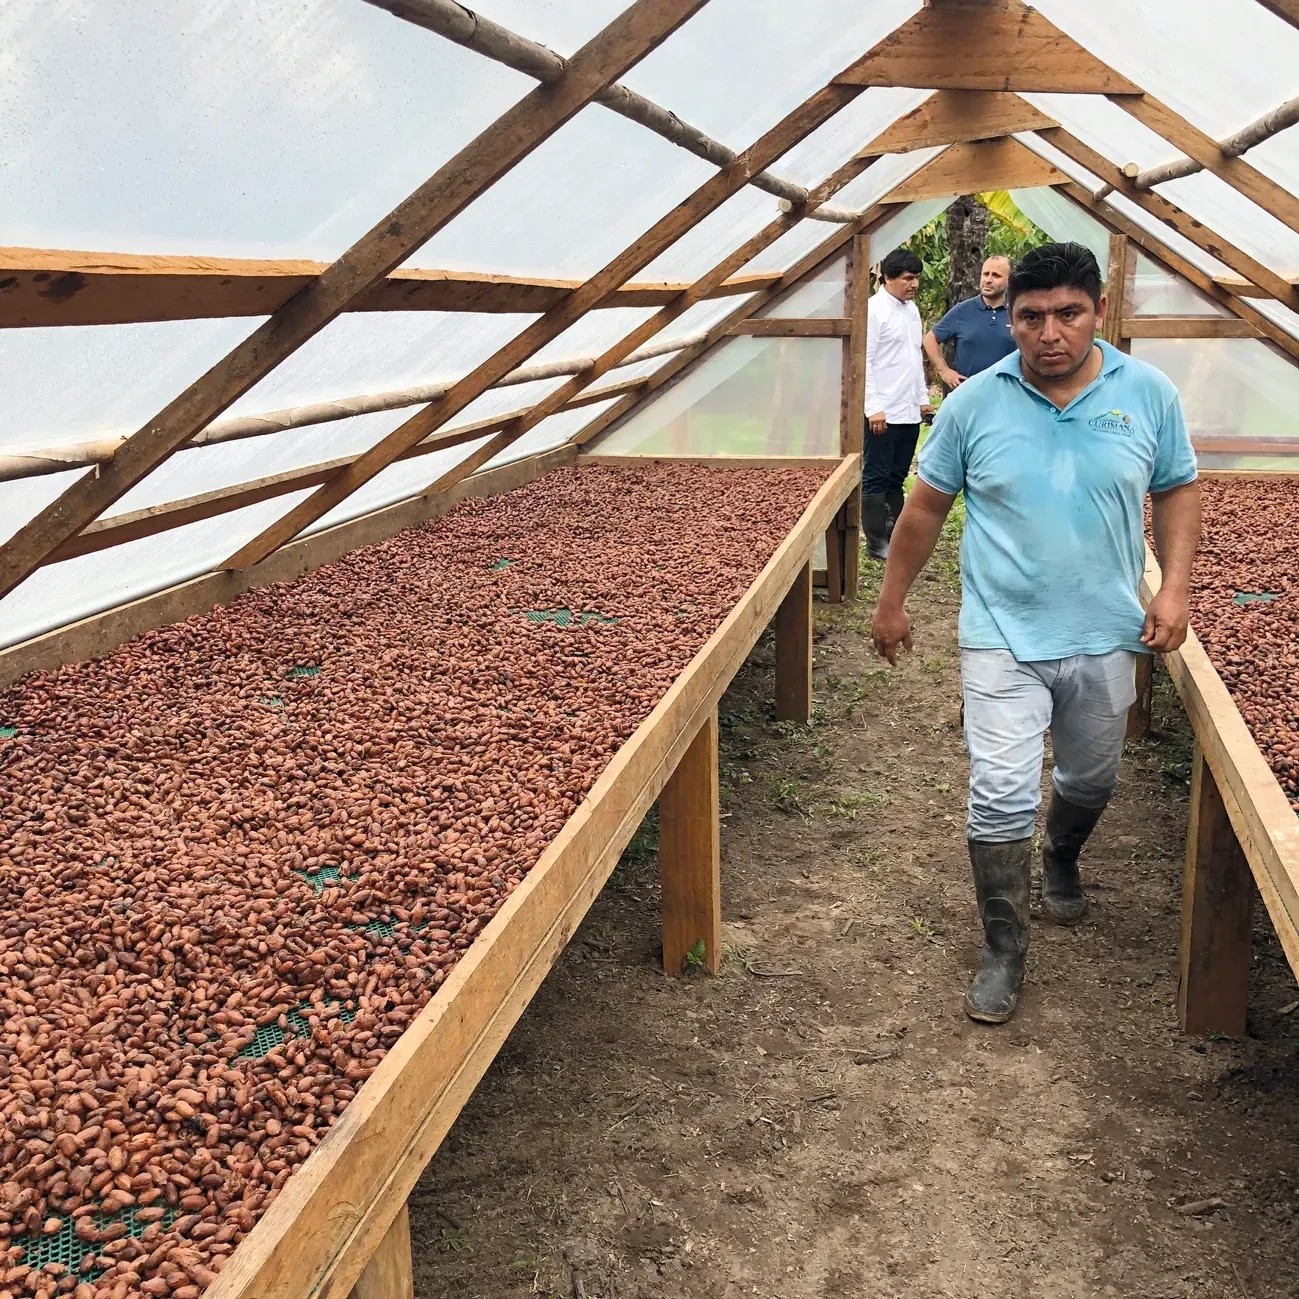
[774,560,813,723]
[578,454,843,468]
[1058,183,1299,365]
[1179,742,1255,1037]
[840,230,868,599]
[825,515,845,604]
[1257,0,1299,30]
[659,709,722,975]
[1140,546,1299,985]
[884,138,1066,202]
[1127,651,1153,739]
[1122,317,1263,338]
[1192,437,1299,457]
[729,316,850,337]
[348,1204,413,1299]
[203,455,859,1299]
[1112,95,1299,237]
[1037,124,1299,313]
[0,445,578,690]
[221,77,866,571]
[1214,272,1299,300]
[0,247,781,328]
[857,89,1056,156]
[0,0,709,604]
[835,2,1141,92]
[1100,233,1128,347]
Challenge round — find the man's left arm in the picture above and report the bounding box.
[1145,479,1200,653]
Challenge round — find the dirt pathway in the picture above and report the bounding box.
[409,531,1299,1299]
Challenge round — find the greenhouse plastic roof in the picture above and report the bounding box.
[2,0,1298,647]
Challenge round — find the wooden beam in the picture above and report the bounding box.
[223,75,871,570]
[857,89,1056,156]
[728,316,850,337]
[0,444,578,690]
[825,514,845,604]
[0,247,781,328]
[40,379,644,563]
[1127,652,1153,740]
[774,561,813,723]
[579,454,843,468]
[883,138,1067,202]
[1036,124,1299,313]
[348,1204,414,1299]
[1256,0,1299,30]
[835,1,1141,93]
[0,0,709,605]
[1214,272,1299,300]
[1059,183,1299,366]
[839,229,869,597]
[659,708,722,975]
[201,456,859,1299]
[1100,232,1128,348]
[1113,94,1299,236]
[1179,742,1255,1037]
[1122,317,1263,339]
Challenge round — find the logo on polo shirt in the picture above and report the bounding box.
[1089,409,1134,434]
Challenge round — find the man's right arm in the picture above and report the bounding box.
[870,481,958,664]
[923,328,964,389]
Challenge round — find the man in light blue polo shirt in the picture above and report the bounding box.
[869,242,1200,1025]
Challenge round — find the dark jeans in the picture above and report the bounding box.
[861,419,921,496]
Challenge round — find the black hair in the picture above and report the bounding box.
[880,247,923,281]
[1007,241,1103,308]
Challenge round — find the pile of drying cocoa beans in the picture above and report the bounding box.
[0,462,826,1299]
[1190,476,1299,812]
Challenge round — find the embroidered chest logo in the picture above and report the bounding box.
[1088,409,1134,435]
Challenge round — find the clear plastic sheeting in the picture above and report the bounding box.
[868,199,951,265]
[1009,187,1111,272]
[1130,255,1231,317]
[593,336,841,457]
[1131,337,1299,471]
[756,253,845,318]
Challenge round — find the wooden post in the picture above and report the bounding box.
[660,709,721,975]
[1100,232,1128,347]
[349,1203,414,1299]
[1127,651,1154,739]
[1179,743,1254,1037]
[840,229,869,600]
[775,561,813,723]
[824,513,846,604]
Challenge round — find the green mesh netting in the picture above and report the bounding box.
[1233,591,1280,604]
[17,1205,178,1280]
[286,664,321,679]
[295,864,341,895]
[0,726,15,739]
[237,997,357,1061]
[488,558,514,571]
[523,609,619,628]
[257,695,284,710]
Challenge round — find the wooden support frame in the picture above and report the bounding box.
[0,0,708,604]
[839,229,869,598]
[195,455,858,1299]
[728,317,850,337]
[1127,652,1153,740]
[774,561,813,723]
[856,89,1057,156]
[659,709,722,975]
[1100,232,1128,348]
[1141,546,1299,1036]
[883,137,1068,202]
[348,1204,414,1299]
[824,511,846,605]
[1257,0,1299,31]
[1121,317,1263,339]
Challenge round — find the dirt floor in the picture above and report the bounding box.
[408,521,1299,1298]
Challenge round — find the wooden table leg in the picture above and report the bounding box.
[1127,652,1154,739]
[824,515,845,605]
[774,561,813,724]
[349,1202,415,1299]
[660,709,721,975]
[843,487,861,601]
[1179,742,1253,1037]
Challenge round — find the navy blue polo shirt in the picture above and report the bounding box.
[931,294,1017,378]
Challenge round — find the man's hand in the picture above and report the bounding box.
[1141,586,1189,653]
[868,411,888,435]
[871,600,912,665]
[940,368,965,389]
[920,403,935,423]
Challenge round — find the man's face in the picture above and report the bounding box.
[885,270,920,302]
[980,257,1010,302]
[1010,286,1101,380]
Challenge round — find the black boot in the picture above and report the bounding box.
[964,838,1031,1024]
[1041,792,1105,925]
[861,492,891,560]
[885,488,906,537]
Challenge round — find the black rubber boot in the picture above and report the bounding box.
[861,492,891,560]
[964,838,1032,1024]
[1041,792,1105,925]
[885,488,906,538]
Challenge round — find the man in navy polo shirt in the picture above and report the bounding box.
[923,254,1017,389]
[869,243,1200,1025]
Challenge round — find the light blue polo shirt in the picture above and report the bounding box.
[917,341,1197,662]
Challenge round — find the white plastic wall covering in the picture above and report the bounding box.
[868,198,952,267]
[593,335,842,457]
[1007,187,1112,273]
[480,399,624,470]
[1129,254,1232,317]
[755,253,846,318]
[639,188,783,281]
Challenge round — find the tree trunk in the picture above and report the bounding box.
[945,194,988,312]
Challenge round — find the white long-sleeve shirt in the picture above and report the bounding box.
[863,285,928,424]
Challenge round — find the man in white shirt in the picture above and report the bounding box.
[863,247,935,559]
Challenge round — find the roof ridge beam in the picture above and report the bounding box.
[364,0,809,205]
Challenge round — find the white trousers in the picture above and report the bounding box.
[960,648,1139,843]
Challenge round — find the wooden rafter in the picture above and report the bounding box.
[1122,318,1264,339]
[1036,124,1299,313]
[1256,0,1299,30]
[884,137,1067,201]
[728,318,850,337]
[0,0,709,604]
[856,89,1056,156]
[834,1,1141,93]
[220,73,873,571]
[1059,183,1299,366]
[0,248,780,329]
